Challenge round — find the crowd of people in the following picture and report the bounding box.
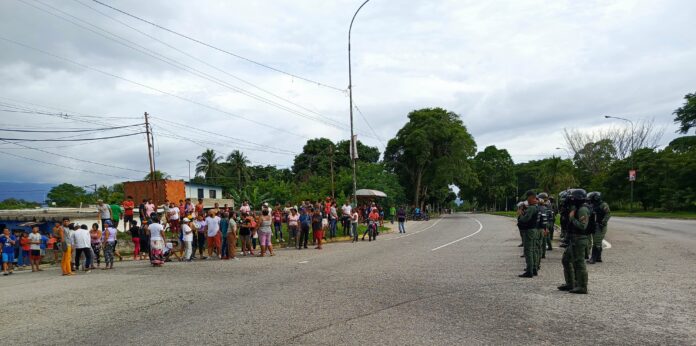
[516,189,611,295]
[0,196,412,276]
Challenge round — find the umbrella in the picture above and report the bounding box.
[355,189,387,198]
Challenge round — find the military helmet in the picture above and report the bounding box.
[537,192,549,200]
[558,190,568,200]
[567,189,587,203]
[587,191,602,202]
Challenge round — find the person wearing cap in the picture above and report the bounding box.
[517,190,540,278]
[181,218,194,261]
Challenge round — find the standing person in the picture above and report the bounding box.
[329,202,338,239]
[110,203,123,230]
[272,206,284,243]
[140,221,150,261]
[351,208,359,243]
[19,232,30,269]
[227,213,238,260]
[1,227,16,275]
[559,189,591,294]
[90,223,102,268]
[389,205,397,224]
[102,220,117,270]
[184,199,194,219]
[257,209,275,257]
[122,196,135,233]
[138,199,146,224]
[181,218,194,262]
[397,206,407,234]
[194,214,208,259]
[220,213,230,259]
[72,225,92,273]
[46,232,57,265]
[28,226,43,272]
[587,192,611,264]
[195,199,205,219]
[312,208,325,250]
[129,220,141,260]
[239,213,253,256]
[97,199,111,230]
[239,200,251,215]
[148,216,165,266]
[297,208,311,250]
[205,211,221,259]
[58,218,73,276]
[287,208,299,245]
[341,201,352,237]
[167,201,181,239]
[517,191,540,278]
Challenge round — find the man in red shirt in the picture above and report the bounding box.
[122,196,135,233]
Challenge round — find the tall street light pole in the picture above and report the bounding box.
[605,115,635,212]
[348,0,370,207]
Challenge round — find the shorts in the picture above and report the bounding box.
[314,230,324,241]
[207,235,221,249]
[124,215,134,224]
[30,250,41,260]
[240,235,251,244]
[169,219,180,233]
[259,232,271,246]
[2,251,14,263]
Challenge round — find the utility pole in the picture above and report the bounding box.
[348,0,369,207]
[330,144,335,200]
[144,112,157,205]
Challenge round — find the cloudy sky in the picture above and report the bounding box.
[0,0,694,191]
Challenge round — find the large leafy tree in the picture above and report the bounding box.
[469,146,515,210]
[384,108,477,208]
[196,149,223,179]
[674,92,696,134]
[334,139,380,169]
[143,170,170,181]
[292,138,335,180]
[47,183,89,207]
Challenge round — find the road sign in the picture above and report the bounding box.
[629,169,637,181]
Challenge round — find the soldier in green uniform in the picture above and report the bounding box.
[587,192,611,264]
[558,190,570,248]
[517,190,539,278]
[558,189,590,294]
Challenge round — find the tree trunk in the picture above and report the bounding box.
[414,167,423,209]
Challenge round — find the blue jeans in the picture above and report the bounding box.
[329,219,337,238]
[19,249,29,266]
[398,220,406,233]
[274,222,283,240]
[351,223,358,242]
[221,236,228,258]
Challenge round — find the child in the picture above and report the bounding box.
[19,232,30,268]
[1,228,16,275]
[29,226,43,272]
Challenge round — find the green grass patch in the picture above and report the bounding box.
[611,211,696,219]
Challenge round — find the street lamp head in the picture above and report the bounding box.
[604,115,611,119]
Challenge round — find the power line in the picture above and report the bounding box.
[74,0,354,129]
[23,0,354,133]
[90,0,346,92]
[0,123,143,133]
[0,36,309,140]
[0,132,146,142]
[0,150,137,180]
[353,102,386,149]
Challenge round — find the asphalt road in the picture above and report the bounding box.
[1,213,694,345]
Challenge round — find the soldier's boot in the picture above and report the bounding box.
[562,265,574,291]
[570,271,588,294]
[596,247,603,263]
[587,247,597,264]
[557,284,572,291]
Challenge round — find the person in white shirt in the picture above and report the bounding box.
[167,201,181,236]
[72,224,93,272]
[205,212,221,258]
[341,201,352,237]
[28,226,44,272]
[148,217,165,266]
[182,218,194,261]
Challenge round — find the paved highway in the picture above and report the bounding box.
[1,213,694,345]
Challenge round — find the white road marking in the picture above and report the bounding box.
[385,216,446,241]
[431,218,484,251]
[298,261,309,264]
[602,240,612,249]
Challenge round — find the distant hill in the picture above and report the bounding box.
[0,182,55,203]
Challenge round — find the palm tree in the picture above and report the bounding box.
[196,149,222,180]
[227,150,250,190]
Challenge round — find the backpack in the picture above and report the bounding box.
[517,206,538,230]
[580,203,598,234]
[537,205,549,230]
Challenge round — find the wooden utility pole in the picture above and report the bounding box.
[144,112,157,205]
[330,144,335,200]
